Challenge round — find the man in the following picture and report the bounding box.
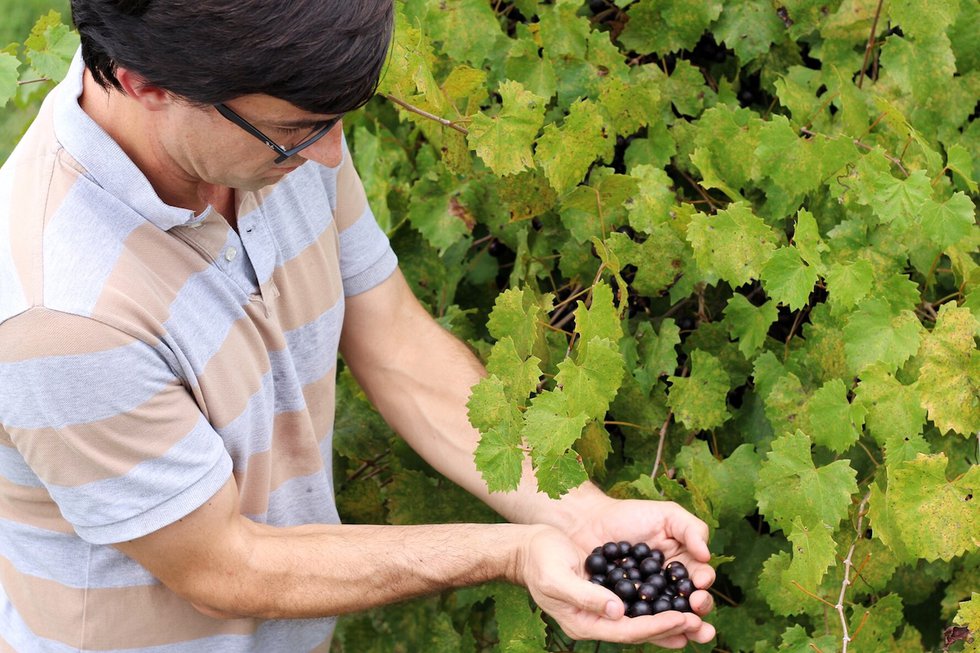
[0,1,716,650]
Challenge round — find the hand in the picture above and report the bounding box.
[516,523,716,647]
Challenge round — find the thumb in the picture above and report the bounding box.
[574,580,625,620]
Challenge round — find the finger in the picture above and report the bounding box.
[571,610,692,644]
[688,588,715,616]
[663,504,711,562]
[688,621,717,644]
[564,578,626,620]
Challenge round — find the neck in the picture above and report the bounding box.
[79,69,230,219]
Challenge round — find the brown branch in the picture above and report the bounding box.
[17,77,51,86]
[384,94,469,135]
[857,0,885,89]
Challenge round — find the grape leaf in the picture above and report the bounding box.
[467,80,547,177]
[23,11,79,82]
[723,294,778,357]
[667,350,731,432]
[0,52,19,109]
[523,391,589,458]
[492,585,546,653]
[555,337,625,418]
[785,517,836,590]
[761,246,820,311]
[487,288,551,360]
[687,203,779,288]
[574,282,622,345]
[853,366,926,445]
[485,336,542,404]
[793,209,829,272]
[535,98,612,194]
[920,192,976,250]
[532,449,590,499]
[634,319,682,393]
[425,0,503,66]
[825,259,875,313]
[888,453,980,561]
[842,299,922,375]
[713,0,786,63]
[756,431,858,533]
[559,172,638,244]
[806,378,865,453]
[676,441,762,521]
[915,303,980,435]
[619,0,724,55]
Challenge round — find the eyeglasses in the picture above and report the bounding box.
[214,103,343,164]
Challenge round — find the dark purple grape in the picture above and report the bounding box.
[630,542,652,560]
[647,573,667,592]
[639,557,662,578]
[591,546,602,556]
[671,596,691,612]
[675,578,695,597]
[613,579,638,603]
[649,550,665,566]
[620,557,637,570]
[637,582,659,601]
[627,568,642,581]
[630,600,654,616]
[605,568,628,586]
[662,584,676,597]
[590,574,605,585]
[585,553,608,575]
[652,597,672,614]
[602,542,620,561]
[617,541,631,557]
[665,561,688,582]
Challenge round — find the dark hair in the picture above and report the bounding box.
[71,0,394,115]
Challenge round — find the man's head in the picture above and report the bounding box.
[71,0,394,116]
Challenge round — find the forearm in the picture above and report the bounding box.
[342,303,608,529]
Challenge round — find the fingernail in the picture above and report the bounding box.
[604,600,620,619]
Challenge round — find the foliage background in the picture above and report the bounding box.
[2,1,978,652]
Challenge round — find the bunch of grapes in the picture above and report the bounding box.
[585,541,695,617]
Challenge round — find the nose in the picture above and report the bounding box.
[296,121,344,167]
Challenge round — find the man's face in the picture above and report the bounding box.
[165,93,345,191]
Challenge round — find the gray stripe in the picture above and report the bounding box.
[43,181,144,317]
[0,340,177,430]
[0,445,44,488]
[48,416,232,544]
[339,208,398,296]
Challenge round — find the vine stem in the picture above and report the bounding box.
[384,94,470,135]
[17,77,51,86]
[857,0,885,89]
[837,491,873,653]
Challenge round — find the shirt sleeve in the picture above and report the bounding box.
[0,307,233,545]
[327,134,398,297]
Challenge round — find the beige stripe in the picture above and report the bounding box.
[0,555,257,648]
[0,634,15,653]
[0,307,138,363]
[0,476,74,535]
[334,154,369,233]
[92,222,211,342]
[302,368,337,445]
[10,383,200,487]
[197,316,273,430]
[271,226,343,333]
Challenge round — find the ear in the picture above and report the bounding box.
[115,67,173,111]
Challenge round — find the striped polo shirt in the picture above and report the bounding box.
[0,51,397,651]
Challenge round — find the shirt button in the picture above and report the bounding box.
[225,247,238,262]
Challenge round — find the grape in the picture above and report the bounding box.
[585,553,608,575]
[582,541,696,617]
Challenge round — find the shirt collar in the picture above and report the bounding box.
[53,49,201,231]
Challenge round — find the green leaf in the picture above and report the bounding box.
[535,98,612,194]
[523,391,589,458]
[713,0,786,62]
[634,319,682,393]
[888,453,980,561]
[473,422,527,494]
[467,80,547,177]
[485,336,542,404]
[425,0,503,66]
[854,366,926,446]
[492,585,547,653]
[0,52,19,109]
[945,143,978,193]
[559,172,638,244]
[793,209,829,272]
[532,448,590,499]
[843,299,923,375]
[676,441,762,521]
[619,0,724,55]
[785,517,837,590]
[556,338,625,418]
[687,203,779,288]
[756,431,858,533]
[486,288,551,360]
[915,303,980,435]
[667,350,731,432]
[920,192,976,250]
[806,378,865,453]
[574,282,622,344]
[723,294,778,357]
[825,259,875,313]
[23,11,78,82]
[761,246,820,311]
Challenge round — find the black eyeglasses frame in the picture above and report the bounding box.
[214,103,342,164]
